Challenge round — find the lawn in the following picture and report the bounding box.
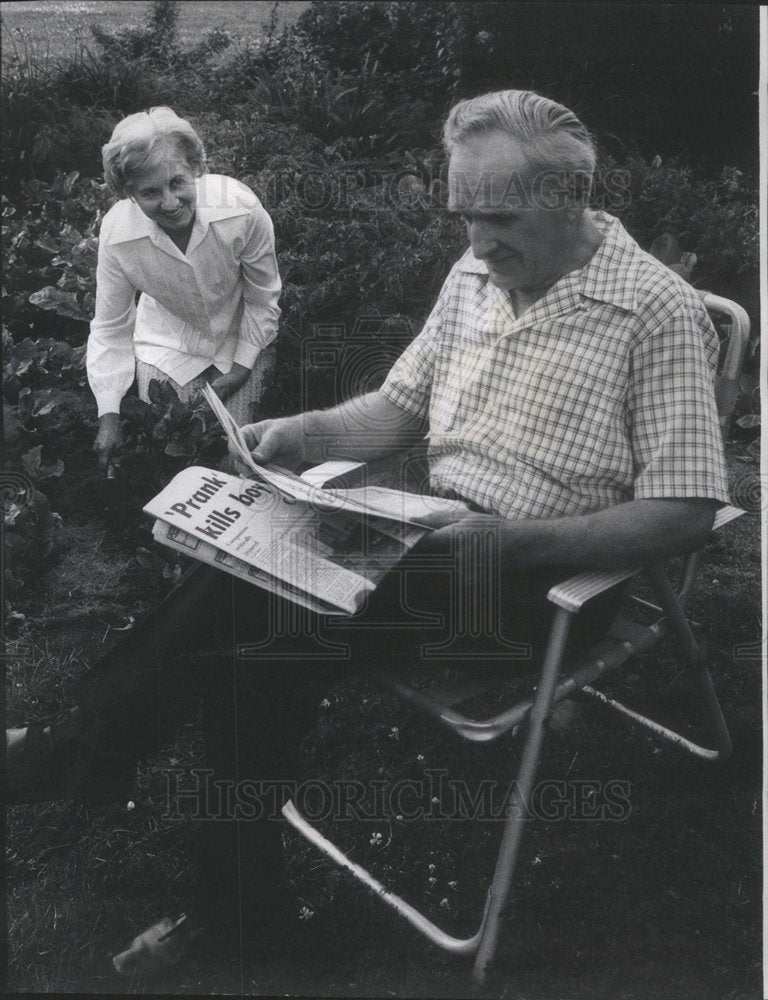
[5,443,762,997]
[0,0,308,65]
[2,1,761,995]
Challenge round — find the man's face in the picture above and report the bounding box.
[448,130,576,293]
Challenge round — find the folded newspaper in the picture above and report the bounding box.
[143,386,467,615]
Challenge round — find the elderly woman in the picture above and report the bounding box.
[88,106,281,468]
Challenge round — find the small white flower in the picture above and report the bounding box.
[428,876,437,885]
[532,854,542,865]
[448,880,457,890]
[440,898,450,909]
[431,796,439,805]
[126,801,135,811]
[395,814,403,821]
[319,698,331,709]
[416,754,425,762]
[428,863,436,873]
[388,726,399,739]
[298,905,315,921]
[369,831,383,846]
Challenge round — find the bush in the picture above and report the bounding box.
[1,1,231,189]
[295,1,460,100]
[594,153,759,327]
[3,485,63,591]
[114,379,228,499]
[3,171,114,342]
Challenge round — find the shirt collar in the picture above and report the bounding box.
[105,174,254,248]
[456,211,641,314]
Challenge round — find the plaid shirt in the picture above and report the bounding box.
[381,212,729,519]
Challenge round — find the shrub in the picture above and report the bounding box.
[114,379,228,499]
[3,485,63,591]
[1,1,230,189]
[594,153,759,328]
[295,1,460,99]
[3,171,113,342]
[3,332,87,405]
[89,0,230,72]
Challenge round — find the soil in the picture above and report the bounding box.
[5,434,762,998]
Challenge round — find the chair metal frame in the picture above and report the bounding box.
[282,292,751,986]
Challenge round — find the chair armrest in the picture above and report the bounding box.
[713,504,746,531]
[547,504,746,613]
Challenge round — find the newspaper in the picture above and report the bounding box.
[144,466,432,615]
[199,383,464,527]
[143,392,467,614]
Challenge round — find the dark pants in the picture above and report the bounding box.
[72,546,623,930]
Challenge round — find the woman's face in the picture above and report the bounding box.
[129,150,198,230]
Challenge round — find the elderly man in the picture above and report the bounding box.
[8,90,728,973]
[246,90,726,563]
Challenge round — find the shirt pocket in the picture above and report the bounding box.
[429,340,491,434]
[502,355,626,474]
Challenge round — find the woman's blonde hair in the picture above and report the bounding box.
[102,107,206,198]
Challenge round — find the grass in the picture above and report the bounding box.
[5,447,762,997]
[0,1,309,67]
[1,2,759,991]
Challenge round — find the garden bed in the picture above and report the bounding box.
[3,2,760,996]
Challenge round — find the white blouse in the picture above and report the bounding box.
[87,174,281,416]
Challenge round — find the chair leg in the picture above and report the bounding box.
[647,566,732,759]
[472,607,573,986]
[581,566,732,760]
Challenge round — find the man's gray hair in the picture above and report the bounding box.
[443,90,597,195]
[102,107,206,198]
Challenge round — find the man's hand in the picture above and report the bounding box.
[236,415,306,471]
[210,363,251,402]
[93,412,124,471]
[234,392,425,474]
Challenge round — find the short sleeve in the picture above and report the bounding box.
[627,307,730,504]
[380,282,449,420]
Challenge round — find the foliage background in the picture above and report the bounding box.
[1,3,761,996]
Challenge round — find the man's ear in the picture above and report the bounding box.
[567,170,592,212]
[531,170,590,213]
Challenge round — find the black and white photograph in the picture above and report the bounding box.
[1,2,762,997]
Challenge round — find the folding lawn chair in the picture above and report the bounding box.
[282,292,751,986]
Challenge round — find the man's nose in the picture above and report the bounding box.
[468,218,499,258]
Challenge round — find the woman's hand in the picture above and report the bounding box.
[93,413,124,470]
[210,363,251,402]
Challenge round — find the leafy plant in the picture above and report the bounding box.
[3,171,112,341]
[3,486,63,591]
[20,445,64,486]
[89,0,230,74]
[3,330,86,402]
[113,379,228,497]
